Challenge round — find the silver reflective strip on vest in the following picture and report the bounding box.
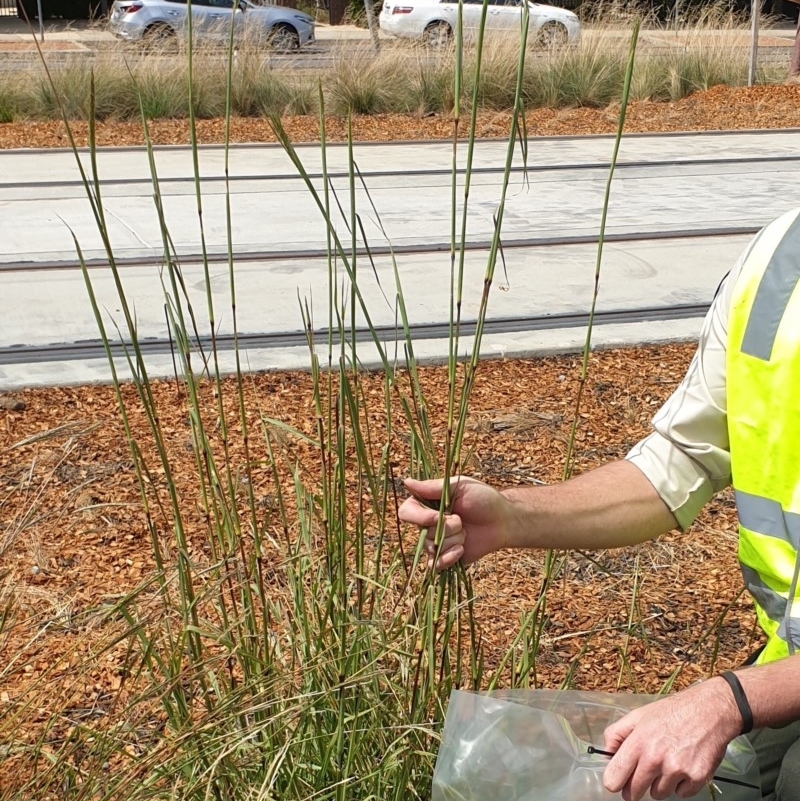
[786,550,800,655]
[740,564,788,621]
[735,489,800,549]
[741,564,800,651]
[740,211,800,361]
[737,491,800,653]
[778,617,800,651]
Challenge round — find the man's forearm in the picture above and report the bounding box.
[736,652,800,730]
[500,460,678,551]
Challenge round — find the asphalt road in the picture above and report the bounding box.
[0,15,795,71]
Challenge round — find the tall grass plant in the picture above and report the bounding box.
[0,3,754,801]
[5,4,533,799]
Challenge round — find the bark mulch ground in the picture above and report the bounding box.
[0,85,790,795]
[0,347,756,794]
[0,83,799,148]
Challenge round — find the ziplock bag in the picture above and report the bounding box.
[432,689,761,801]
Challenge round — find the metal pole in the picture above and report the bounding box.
[36,0,44,42]
[363,0,380,53]
[748,0,759,87]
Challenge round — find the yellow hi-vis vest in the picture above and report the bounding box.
[727,208,800,665]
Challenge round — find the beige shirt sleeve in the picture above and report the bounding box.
[625,253,746,531]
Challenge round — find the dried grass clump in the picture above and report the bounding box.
[0,0,786,124]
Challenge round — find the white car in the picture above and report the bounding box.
[379,0,580,48]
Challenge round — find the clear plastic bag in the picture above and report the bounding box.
[431,690,761,801]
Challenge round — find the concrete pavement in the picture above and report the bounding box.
[3,132,798,263]
[2,130,800,388]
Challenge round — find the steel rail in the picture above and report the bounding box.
[0,224,760,274]
[0,303,710,366]
[4,153,799,191]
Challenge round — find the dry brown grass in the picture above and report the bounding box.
[0,5,787,124]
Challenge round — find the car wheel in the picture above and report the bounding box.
[535,21,568,48]
[423,21,452,49]
[142,23,177,50]
[269,23,300,52]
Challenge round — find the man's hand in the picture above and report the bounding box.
[602,678,742,801]
[399,462,677,569]
[398,476,511,570]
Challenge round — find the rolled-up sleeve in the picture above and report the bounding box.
[626,265,740,531]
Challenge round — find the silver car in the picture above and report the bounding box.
[109,0,315,50]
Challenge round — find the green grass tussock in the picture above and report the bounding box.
[530,49,627,108]
[2,7,533,795]
[229,57,295,116]
[406,51,458,114]
[0,85,17,123]
[326,50,393,114]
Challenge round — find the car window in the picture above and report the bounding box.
[206,0,236,7]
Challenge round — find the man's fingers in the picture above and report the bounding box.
[607,746,691,801]
[602,692,725,801]
[425,536,465,556]
[403,476,446,502]
[649,774,681,801]
[647,773,704,801]
[404,475,468,503]
[399,493,466,571]
[623,760,661,801]
[603,714,636,754]
[676,778,705,799]
[432,545,464,571]
[602,727,640,797]
[424,521,465,570]
[399,475,479,571]
[603,750,634,796]
[602,716,636,794]
[398,497,439,527]
[423,517,464,552]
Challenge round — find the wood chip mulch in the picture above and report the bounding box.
[0,83,799,148]
[0,346,757,795]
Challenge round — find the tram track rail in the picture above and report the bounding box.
[5,152,799,193]
[0,224,762,274]
[0,303,711,366]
